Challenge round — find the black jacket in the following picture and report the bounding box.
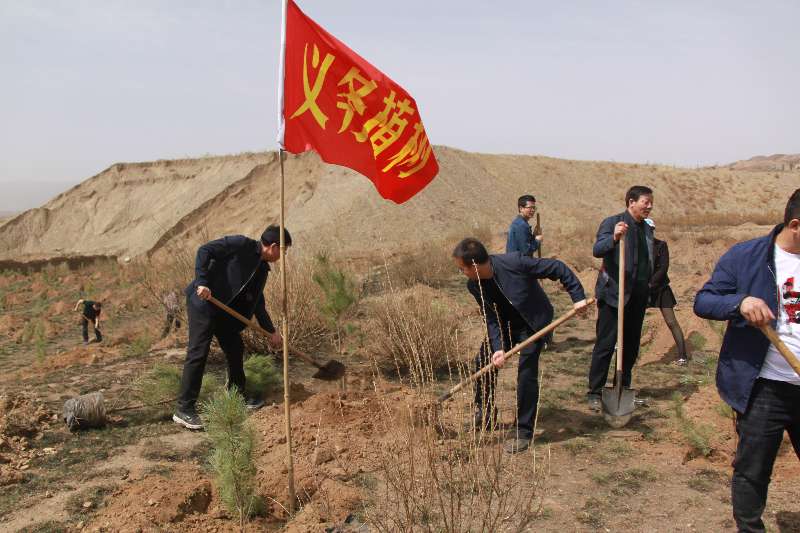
[649,239,671,293]
[593,210,654,307]
[467,252,586,353]
[185,235,275,333]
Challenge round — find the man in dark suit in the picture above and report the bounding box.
[587,186,654,411]
[453,238,587,453]
[173,225,290,430]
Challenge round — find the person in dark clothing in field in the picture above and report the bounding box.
[74,299,102,345]
[694,189,800,533]
[506,194,542,256]
[453,237,588,454]
[645,218,688,365]
[173,225,291,430]
[587,186,654,412]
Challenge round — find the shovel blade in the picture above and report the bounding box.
[312,360,346,381]
[601,385,636,428]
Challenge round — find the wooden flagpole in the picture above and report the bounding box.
[276,0,296,515]
[279,150,295,514]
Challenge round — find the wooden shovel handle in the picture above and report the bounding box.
[759,324,800,376]
[617,235,625,373]
[206,295,320,369]
[437,298,595,403]
[535,213,542,258]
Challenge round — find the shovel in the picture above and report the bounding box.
[207,295,345,381]
[759,324,800,376]
[602,235,636,427]
[436,298,595,405]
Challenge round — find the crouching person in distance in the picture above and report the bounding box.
[173,225,290,430]
[74,298,102,345]
[453,238,588,453]
[694,188,800,533]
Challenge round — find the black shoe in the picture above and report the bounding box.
[173,410,203,430]
[246,398,265,411]
[588,396,601,412]
[504,437,531,454]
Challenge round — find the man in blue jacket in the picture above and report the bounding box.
[587,186,654,411]
[453,238,587,453]
[173,225,290,430]
[694,188,800,533]
[506,194,542,256]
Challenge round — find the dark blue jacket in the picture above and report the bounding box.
[593,211,654,307]
[506,215,540,256]
[185,235,275,333]
[467,252,586,352]
[693,225,783,413]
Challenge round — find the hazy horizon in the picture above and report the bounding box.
[2,0,798,211]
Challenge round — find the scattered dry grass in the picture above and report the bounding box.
[368,285,465,383]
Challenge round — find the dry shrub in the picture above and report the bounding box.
[367,421,546,531]
[382,224,493,292]
[138,242,195,325]
[386,241,456,290]
[549,224,599,272]
[366,362,547,531]
[369,285,464,383]
[246,257,330,355]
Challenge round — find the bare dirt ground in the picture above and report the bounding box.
[1,218,799,533]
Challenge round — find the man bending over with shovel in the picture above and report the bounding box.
[694,188,800,533]
[173,225,290,430]
[74,299,102,345]
[453,238,588,453]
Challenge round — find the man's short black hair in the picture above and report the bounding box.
[517,194,536,209]
[785,188,800,225]
[261,225,292,246]
[625,186,653,206]
[452,238,489,265]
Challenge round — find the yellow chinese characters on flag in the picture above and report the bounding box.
[279,0,439,204]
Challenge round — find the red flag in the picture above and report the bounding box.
[278,0,439,204]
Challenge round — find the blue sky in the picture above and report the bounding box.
[1,1,798,208]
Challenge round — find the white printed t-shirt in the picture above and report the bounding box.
[759,244,800,385]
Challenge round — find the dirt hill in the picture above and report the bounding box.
[728,153,800,171]
[0,147,794,265]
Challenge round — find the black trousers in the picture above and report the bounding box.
[588,288,648,396]
[81,318,102,342]
[177,298,246,412]
[474,325,543,439]
[732,378,800,533]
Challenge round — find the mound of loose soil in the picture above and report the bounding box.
[87,466,256,532]
[0,392,56,485]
